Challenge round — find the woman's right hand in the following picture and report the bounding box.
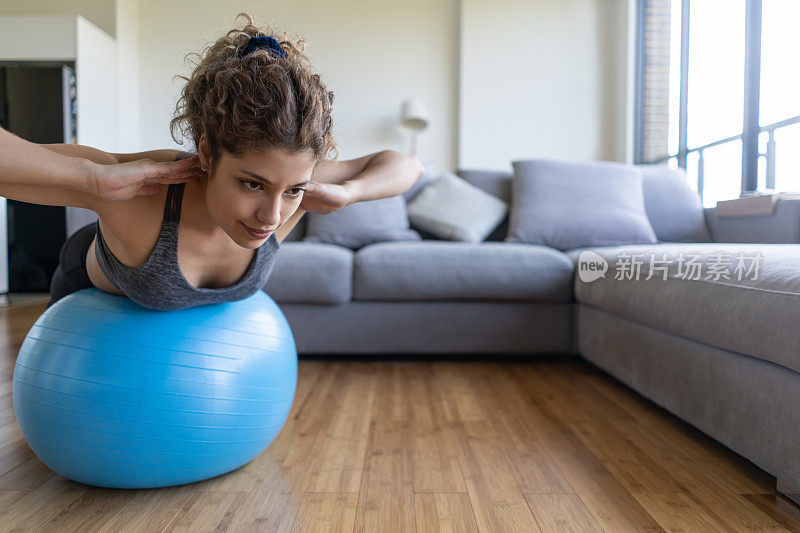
[90,156,201,202]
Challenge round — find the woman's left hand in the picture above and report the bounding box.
[92,156,201,201]
[299,181,353,215]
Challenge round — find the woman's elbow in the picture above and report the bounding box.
[408,155,425,181]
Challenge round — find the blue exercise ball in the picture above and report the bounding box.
[12,287,297,489]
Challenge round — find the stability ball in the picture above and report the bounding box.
[12,287,297,489]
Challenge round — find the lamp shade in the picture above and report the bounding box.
[399,98,430,132]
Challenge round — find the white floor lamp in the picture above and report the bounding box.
[399,98,430,157]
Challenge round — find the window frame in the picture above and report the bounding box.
[634,0,764,196]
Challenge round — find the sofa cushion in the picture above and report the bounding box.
[263,242,353,304]
[456,169,513,241]
[303,195,421,250]
[567,243,800,374]
[406,171,509,243]
[354,241,574,302]
[456,168,513,203]
[639,164,711,243]
[506,158,658,250]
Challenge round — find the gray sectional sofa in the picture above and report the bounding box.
[263,160,800,505]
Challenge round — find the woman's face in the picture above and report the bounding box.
[202,148,316,248]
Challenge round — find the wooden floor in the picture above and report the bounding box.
[1,303,799,532]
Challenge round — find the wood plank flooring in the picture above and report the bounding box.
[1,302,799,532]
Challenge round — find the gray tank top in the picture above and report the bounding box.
[94,169,280,311]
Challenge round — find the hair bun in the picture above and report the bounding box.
[238,36,287,59]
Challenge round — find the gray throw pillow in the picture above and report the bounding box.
[406,171,508,242]
[506,158,658,250]
[638,164,711,243]
[456,168,513,241]
[456,168,513,203]
[303,195,421,250]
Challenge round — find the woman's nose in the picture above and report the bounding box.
[255,198,282,227]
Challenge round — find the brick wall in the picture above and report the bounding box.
[641,0,672,163]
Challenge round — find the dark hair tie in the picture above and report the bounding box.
[237,35,287,59]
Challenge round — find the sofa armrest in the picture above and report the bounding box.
[704,198,800,243]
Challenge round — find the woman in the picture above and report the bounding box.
[1,13,423,311]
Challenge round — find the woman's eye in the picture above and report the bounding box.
[240,179,304,197]
[240,179,263,192]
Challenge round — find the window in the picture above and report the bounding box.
[635,0,800,207]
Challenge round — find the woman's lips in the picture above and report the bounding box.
[242,223,272,238]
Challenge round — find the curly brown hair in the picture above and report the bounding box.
[170,12,337,172]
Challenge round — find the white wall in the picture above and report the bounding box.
[0,0,115,37]
[460,0,629,170]
[1,1,631,172]
[75,16,118,152]
[134,0,459,172]
[115,0,140,151]
[0,15,78,60]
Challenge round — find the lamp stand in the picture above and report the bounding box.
[408,133,418,157]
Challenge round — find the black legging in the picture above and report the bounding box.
[47,222,97,309]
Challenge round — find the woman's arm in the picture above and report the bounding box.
[0,126,199,209]
[39,144,187,165]
[338,151,424,203]
[310,150,424,203]
[41,144,200,202]
[110,149,184,164]
[39,143,120,166]
[0,127,97,192]
[275,207,306,244]
[274,151,423,242]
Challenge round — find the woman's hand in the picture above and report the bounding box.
[299,180,354,214]
[90,156,202,202]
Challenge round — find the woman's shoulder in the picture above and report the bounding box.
[95,185,171,259]
[102,184,170,227]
